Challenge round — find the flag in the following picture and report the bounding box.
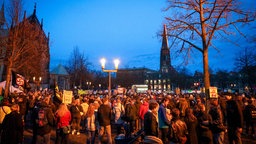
[12,71,25,92]
[53,80,62,104]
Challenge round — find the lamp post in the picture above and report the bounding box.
[230,83,236,91]
[100,58,120,97]
[86,81,91,90]
[33,76,42,90]
[194,82,199,93]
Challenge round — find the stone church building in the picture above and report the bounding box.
[0,4,50,89]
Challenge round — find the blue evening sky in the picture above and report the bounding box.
[2,0,256,73]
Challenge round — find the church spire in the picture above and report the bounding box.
[161,24,169,49]
[33,3,36,16]
[160,24,171,73]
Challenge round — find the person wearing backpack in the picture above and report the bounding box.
[244,98,256,137]
[31,97,55,144]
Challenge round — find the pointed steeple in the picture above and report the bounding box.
[160,24,171,73]
[0,3,6,27]
[33,3,37,16]
[161,24,169,49]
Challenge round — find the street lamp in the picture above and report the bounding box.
[33,76,42,90]
[100,58,120,97]
[86,81,91,90]
[194,82,199,93]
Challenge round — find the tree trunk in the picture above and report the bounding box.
[4,61,13,98]
[203,48,210,90]
[203,48,211,112]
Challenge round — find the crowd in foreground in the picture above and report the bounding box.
[0,89,255,144]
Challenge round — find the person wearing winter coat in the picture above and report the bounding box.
[1,104,23,144]
[197,103,213,144]
[226,95,243,144]
[70,98,84,135]
[184,108,198,144]
[97,97,112,144]
[144,102,159,137]
[55,103,71,144]
[169,108,188,144]
[113,98,125,134]
[244,98,256,137]
[86,103,97,144]
[134,97,142,130]
[0,98,11,130]
[139,98,149,129]
[124,97,137,136]
[158,97,171,144]
[209,99,225,144]
[31,97,55,144]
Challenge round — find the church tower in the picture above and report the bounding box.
[160,24,171,73]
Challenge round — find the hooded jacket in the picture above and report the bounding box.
[32,101,55,136]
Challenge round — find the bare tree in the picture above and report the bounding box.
[3,0,47,97]
[164,0,256,93]
[66,46,91,89]
[234,47,256,90]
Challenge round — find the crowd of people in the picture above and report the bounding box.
[0,89,255,144]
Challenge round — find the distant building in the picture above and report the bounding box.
[0,4,50,88]
[116,67,156,88]
[116,24,177,92]
[50,64,70,90]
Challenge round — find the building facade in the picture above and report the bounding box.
[0,4,50,88]
[50,64,70,90]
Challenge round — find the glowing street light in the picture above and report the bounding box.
[100,58,120,97]
[33,76,42,90]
